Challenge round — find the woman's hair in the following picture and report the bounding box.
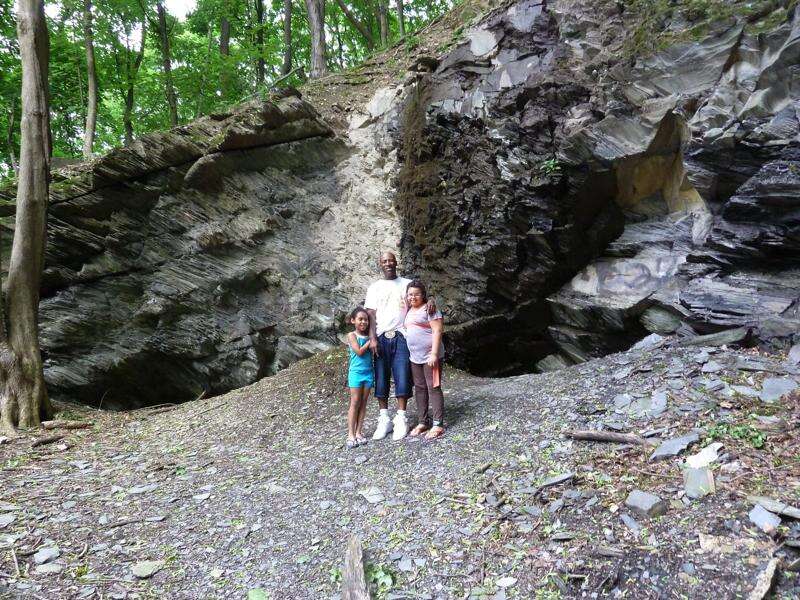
[406,279,428,302]
[350,306,369,320]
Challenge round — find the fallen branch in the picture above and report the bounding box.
[41,420,92,430]
[565,430,646,445]
[106,518,143,530]
[31,434,65,448]
[342,535,370,600]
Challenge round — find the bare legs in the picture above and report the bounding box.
[348,385,371,441]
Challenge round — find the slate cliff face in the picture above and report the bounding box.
[3,0,798,407]
[388,0,799,373]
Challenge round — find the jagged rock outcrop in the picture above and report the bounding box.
[382,0,799,372]
[2,96,402,408]
[3,0,799,405]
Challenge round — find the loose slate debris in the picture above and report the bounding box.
[358,487,384,504]
[747,496,800,520]
[650,433,700,461]
[683,467,715,499]
[747,557,780,600]
[33,546,60,565]
[132,560,164,579]
[748,505,781,534]
[759,377,798,402]
[625,490,668,518]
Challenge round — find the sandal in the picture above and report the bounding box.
[357,436,368,446]
[409,424,429,437]
[346,438,359,449]
[424,426,445,440]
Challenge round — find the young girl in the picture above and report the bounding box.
[346,306,373,448]
[403,280,446,439]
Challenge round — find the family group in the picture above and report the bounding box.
[344,252,446,449]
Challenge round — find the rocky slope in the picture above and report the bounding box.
[0,337,798,598]
[2,0,799,406]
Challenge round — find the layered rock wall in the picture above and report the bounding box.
[3,0,799,406]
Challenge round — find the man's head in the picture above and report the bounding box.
[379,251,398,280]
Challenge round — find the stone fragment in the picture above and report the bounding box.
[128,484,158,495]
[625,490,668,518]
[649,433,700,461]
[685,443,723,468]
[358,487,385,504]
[701,360,724,373]
[747,557,779,600]
[0,513,15,529]
[788,344,800,365]
[746,496,800,519]
[132,560,164,579]
[748,505,781,534]
[34,563,64,575]
[33,546,61,565]
[620,513,641,532]
[732,385,759,398]
[496,576,517,588]
[759,377,797,402]
[683,467,715,499]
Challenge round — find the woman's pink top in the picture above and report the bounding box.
[404,306,444,364]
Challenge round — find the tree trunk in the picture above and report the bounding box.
[335,0,374,49]
[377,0,388,46]
[6,98,17,174]
[122,18,146,145]
[156,0,178,127]
[1,0,52,433]
[396,0,405,37]
[281,0,292,75]
[254,0,265,86]
[219,17,230,55]
[304,0,327,78]
[82,0,98,157]
[333,13,344,68]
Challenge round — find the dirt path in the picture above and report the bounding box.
[1,341,799,599]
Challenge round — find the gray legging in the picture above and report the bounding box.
[410,361,444,426]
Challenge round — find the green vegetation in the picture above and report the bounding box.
[705,421,766,448]
[623,0,791,58]
[0,0,458,181]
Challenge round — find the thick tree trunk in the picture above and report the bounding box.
[156,0,178,127]
[82,0,98,157]
[255,0,265,85]
[304,0,327,78]
[6,98,17,174]
[1,0,52,433]
[377,0,388,46]
[335,0,374,49]
[281,0,292,75]
[396,0,405,37]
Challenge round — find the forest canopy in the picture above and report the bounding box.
[0,0,455,177]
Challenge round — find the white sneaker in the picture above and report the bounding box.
[372,414,393,440]
[392,413,408,441]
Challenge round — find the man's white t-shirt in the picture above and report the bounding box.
[364,277,412,336]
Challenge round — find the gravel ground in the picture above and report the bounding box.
[1,340,799,599]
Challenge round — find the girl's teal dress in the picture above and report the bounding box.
[348,334,374,388]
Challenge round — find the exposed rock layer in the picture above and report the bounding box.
[2,0,799,405]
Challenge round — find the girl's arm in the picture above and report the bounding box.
[427,317,444,367]
[347,333,372,356]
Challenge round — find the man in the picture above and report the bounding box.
[364,251,434,441]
